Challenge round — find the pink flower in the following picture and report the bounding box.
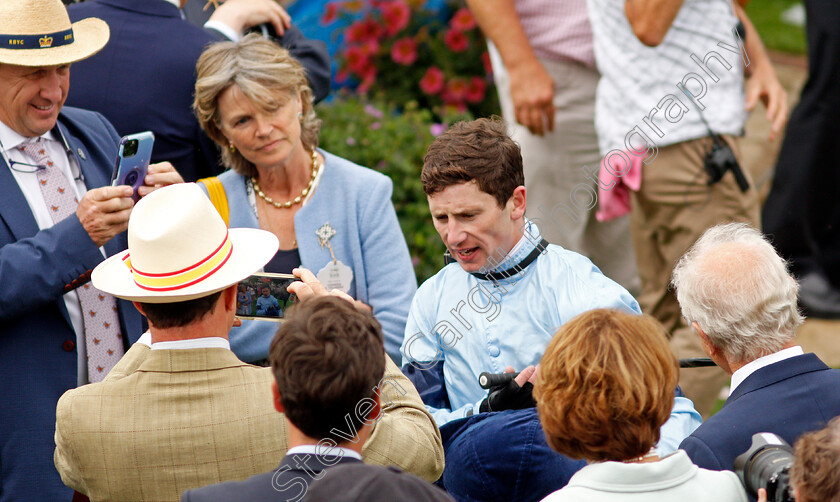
[444,28,469,52]
[381,1,411,35]
[320,2,339,25]
[364,104,385,119]
[345,18,384,43]
[390,37,418,65]
[360,38,380,56]
[449,8,476,31]
[345,20,368,43]
[442,78,469,112]
[464,76,486,103]
[344,45,372,76]
[419,66,445,95]
[443,77,468,102]
[429,123,446,137]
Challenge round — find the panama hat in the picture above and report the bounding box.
[92,183,279,303]
[0,0,110,67]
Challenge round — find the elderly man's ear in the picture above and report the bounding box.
[692,321,733,373]
[692,322,717,356]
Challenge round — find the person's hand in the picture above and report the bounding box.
[509,59,555,136]
[288,267,372,313]
[745,61,788,141]
[479,365,538,412]
[137,162,183,197]
[757,488,767,502]
[209,0,292,37]
[288,267,329,300]
[513,364,539,387]
[77,185,134,247]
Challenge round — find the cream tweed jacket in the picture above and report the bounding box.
[54,343,444,501]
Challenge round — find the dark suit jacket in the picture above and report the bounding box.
[180,453,363,502]
[66,0,222,183]
[0,107,143,502]
[680,353,840,471]
[181,0,331,103]
[67,0,330,183]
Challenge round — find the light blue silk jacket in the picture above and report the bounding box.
[401,220,701,453]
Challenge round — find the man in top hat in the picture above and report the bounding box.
[0,0,181,499]
[53,183,444,501]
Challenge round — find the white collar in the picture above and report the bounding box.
[0,119,56,153]
[286,444,362,461]
[729,346,804,395]
[150,337,231,351]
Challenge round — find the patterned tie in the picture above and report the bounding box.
[19,138,124,382]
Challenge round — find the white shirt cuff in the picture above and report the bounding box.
[204,20,240,41]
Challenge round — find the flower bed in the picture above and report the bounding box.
[322,0,500,119]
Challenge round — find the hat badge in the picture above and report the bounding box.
[39,36,53,48]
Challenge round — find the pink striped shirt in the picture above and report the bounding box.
[515,0,595,68]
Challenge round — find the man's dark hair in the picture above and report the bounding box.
[270,296,385,443]
[421,117,524,207]
[140,291,223,329]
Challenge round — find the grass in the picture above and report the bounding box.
[746,0,807,55]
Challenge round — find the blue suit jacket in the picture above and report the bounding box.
[66,0,330,183]
[180,453,362,502]
[680,353,840,471]
[0,107,144,502]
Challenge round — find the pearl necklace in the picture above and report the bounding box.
[251,150,320,209]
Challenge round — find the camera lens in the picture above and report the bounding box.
[745,448,792,501]
[124,171,139,186]
[123,139,139,158]
[735,434,795,502]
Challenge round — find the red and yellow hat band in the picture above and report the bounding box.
[122,232,234,292]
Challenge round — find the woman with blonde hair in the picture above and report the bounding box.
[193,34,416,364]
[535,309,747,502]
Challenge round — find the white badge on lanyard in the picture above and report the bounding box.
[315,222,353,293]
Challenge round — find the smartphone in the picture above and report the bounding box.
[112,131,154,202]
[236,272,299,321]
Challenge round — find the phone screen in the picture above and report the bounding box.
[236,273,299,321]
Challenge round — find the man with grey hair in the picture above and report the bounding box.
[675,223,840,472]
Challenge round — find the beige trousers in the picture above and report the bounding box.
[631,135,760,417]
[490,46,640,294]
